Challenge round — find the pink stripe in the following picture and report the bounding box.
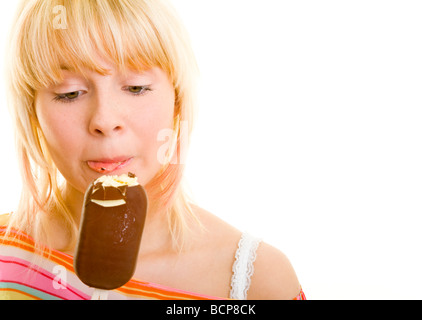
[0,255,89,300]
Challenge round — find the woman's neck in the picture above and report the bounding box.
[62,183,85,226]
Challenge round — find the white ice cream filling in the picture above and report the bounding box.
[95,173,139,187]
[91,199,126,207]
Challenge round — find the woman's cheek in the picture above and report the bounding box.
[41,118,81,159]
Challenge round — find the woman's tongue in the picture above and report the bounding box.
[87,161,122,174]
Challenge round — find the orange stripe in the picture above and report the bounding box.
[118,279,217,300]
[116,285,209,300]
[120,278,203,298]
[0,227,36,245]
[0,235,75,272]
[0,228,74,269]
[2,228,73,263]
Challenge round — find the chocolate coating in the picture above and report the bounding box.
[74,179,148,290]
[90,184,128,201]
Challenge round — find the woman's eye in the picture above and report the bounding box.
[64,91,80,99]
[53,91,82,103]
[125,86,151,95]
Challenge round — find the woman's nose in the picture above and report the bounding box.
[88,94,124,137]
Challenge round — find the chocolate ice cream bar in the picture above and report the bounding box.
[74,173,148,291]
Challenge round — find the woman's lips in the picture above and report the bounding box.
[87,157,133,174]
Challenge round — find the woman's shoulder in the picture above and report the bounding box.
[190,205,302,300]
[247,241,302,299]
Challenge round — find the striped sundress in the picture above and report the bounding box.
[0,214,306,300]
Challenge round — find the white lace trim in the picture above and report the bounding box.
[229,232,262,300]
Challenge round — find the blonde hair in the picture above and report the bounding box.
[5,0,199,252]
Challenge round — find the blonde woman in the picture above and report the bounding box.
[0,0,305,300]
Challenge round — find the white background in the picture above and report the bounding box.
[1,1,422,299]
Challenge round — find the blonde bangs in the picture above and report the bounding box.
[15,0,176,90]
